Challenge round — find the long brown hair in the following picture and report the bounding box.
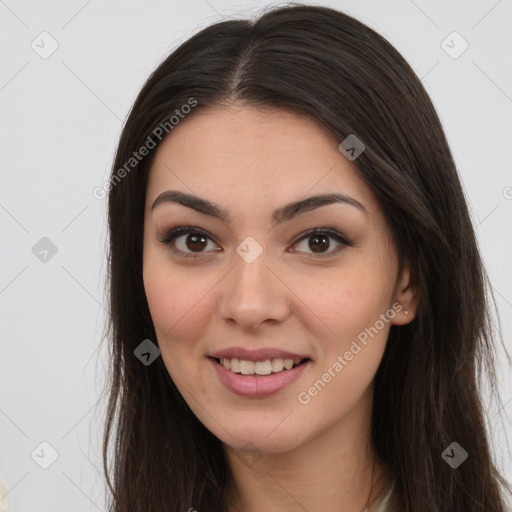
[101,4,512,511]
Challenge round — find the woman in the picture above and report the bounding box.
[101,4,512,511]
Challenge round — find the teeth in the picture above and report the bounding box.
[271,358,284,372]
[240,360,254,375]
[219,357,304,375]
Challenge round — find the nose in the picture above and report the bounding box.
[217,249,290,332]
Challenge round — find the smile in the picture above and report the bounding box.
[209,356,311,397]
[217,356,306,375]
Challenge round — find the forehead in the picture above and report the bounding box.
[145,105,376,217]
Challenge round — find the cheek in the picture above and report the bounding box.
[142,257,213,363]
[294,278,391,428]
[291,260,392,345]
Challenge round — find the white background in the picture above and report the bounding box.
[1,1,511,510]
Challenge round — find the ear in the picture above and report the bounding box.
[391,263,419,326]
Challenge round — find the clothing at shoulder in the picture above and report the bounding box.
[364,479,396,512]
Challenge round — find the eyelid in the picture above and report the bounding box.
[157,225,351,258]
[158,225,218,247]
[290,227,351,247]
[157,225,219,258]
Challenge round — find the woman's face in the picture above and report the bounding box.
[143,105,413,453]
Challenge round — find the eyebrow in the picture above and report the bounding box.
[151,190,367,226]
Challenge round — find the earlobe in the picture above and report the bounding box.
[391,264,419,325]
[390,303,413,326]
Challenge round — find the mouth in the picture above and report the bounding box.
[208,356,311,376]
[208,356,312,397]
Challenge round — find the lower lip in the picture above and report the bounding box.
[209,357,311,398]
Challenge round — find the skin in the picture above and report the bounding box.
[142,104,417,512]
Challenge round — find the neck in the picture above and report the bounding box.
[224,387,389,512]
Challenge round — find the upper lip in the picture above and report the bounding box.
[209,347,311,362]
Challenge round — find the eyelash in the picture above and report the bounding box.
[157,225,352,259]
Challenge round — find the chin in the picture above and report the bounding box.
[219,423,307,454]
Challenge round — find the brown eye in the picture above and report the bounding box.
[183,233,208,252]
[159,226,219,257]
[159,225,350,259]
[308,234,331,253]
[292,228,349,256]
